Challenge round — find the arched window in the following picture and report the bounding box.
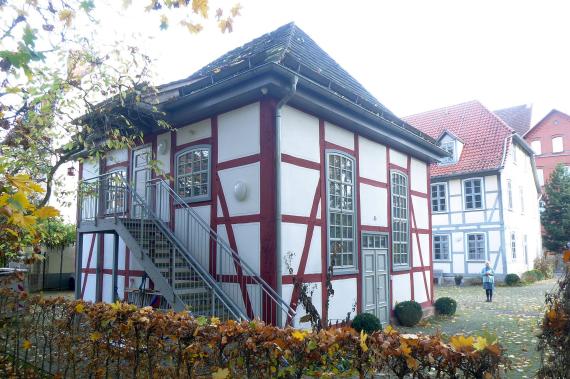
[391,171,409,267]
[175,146,211,202]
[327,151,356,269]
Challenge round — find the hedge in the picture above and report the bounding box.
[0,288,510,378]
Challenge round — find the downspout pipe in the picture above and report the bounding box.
[275,75,298,327]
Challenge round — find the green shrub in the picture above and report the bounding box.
[534,256,555,279]
[521,271,537,283]
[467,276,483,286]
[505,273,521,286]
[434,297,457,316]
[351,312,382,334]
[394,300,423,327]
[531,269,545,280]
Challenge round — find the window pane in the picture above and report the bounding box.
[392,171,409,266]
[176,147,210,201]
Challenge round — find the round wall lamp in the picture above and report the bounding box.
[157,140,168,155]
[234,181,248,202]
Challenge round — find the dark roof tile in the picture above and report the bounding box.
[494,104,532,135]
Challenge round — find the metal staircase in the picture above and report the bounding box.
[78,173,295,326]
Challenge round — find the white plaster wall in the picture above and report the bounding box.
[216,223,260,275]
[464,211,485,224]
[500,141,542,276]
[411,196,429,229]
[358,136,387,183]
[156,132,171,173]
[103,234,114,270]
[389,149,407,169]
[82,234,97,268]
[450,213,462,224]
[467,261,486,275]
[413,271,430,303]
[359,184,388,227]
[281,106,320,162]
[325,122,354,150]
[83,275,97,302]
[450,196,462,213]
[177,119,211,146]
[82,159,99,179]
[391,274,411,306]
[218,103,260,162]
[433,214,448,226]
[106,148,128,165]
[281,163,319,217]
[485,175,498,192]
[218,163,260,216]
[102,274,113,303]
[412,233,430,267]
[410,158,427,194]
[281,223,322,275]
[452,232,464,252]
[488,231,501,252]
[448,179,461,196]
[328,278,357,320]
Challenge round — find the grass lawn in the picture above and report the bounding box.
[395,278,560,378]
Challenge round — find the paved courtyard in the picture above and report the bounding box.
[396,278,559,378]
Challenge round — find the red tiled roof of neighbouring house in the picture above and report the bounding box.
[494,104,532,135]
[403,101,514,178]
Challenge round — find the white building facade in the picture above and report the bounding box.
[406,101,542,279]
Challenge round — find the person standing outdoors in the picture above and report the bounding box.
[481,261,495,302]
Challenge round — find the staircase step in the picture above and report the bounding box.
[175,287,210,296]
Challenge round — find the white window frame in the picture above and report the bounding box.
[391,170,409,269]
[531,140,542,155]
[433,234,451,261]
[463,178,484,210]
[537,168,545,187]
[507,179,513,210]
[552,136,563,153]
[175,145,211,203]
[466,233,486,261]
[511,232,517,260]
[440,140,456,164]
[430,182,447,213]
[326,151,357,272]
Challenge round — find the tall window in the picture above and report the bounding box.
[524,235,528,265]
[520,187,524,214]
[552,136,563,153]
[433,235,450,261]
[391,171,409,267]
[176,146,211,202]
[507,179,513,210]
[327,152,356,268]
[463,178,483,210]
[467,233,486,261]
[440,141,455,164]
[537,169,545,187]
[511,232,517,259]
[531,140,542,155]
[431,183,447,212]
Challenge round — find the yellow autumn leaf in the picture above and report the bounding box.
[400,340,412,356]
[406,356,419,371]
[75,303,85,313]
[210,316,220,326]
[384,324,395,334]
[359,330,368,352]
[90,332,102,341]
[11,191,32,210]
[7,174,44,193]
[473,336,488,351]
[192,0,208,18]
[10,213,36,230]
[212,367,229,379]
[291,330,306,342]
[59,9,75,27]
[23,339,32,350]
[450,335,474,351]
[0,193,9,207]
[5,228,18,237]
[34,206,60,219]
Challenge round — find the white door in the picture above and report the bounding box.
[362,233,390,325]
[131,146,152,217]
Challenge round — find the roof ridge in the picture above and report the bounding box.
[403,100,480,119]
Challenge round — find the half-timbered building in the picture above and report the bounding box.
[405,101,542,280]
[76,23,447,327]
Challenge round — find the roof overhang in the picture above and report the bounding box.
[431,168,501,181]
[162,63,448,163]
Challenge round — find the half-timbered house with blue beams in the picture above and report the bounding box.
[405,101,542,281]
[76,23,448,328]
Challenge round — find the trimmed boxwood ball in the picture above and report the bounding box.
[505,273,521,286]
[351,312,382,334]
[394,300,423,327]
[434,297,457,316]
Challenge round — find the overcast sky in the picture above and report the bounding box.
[58,0,570,221]
[117,0,570,123]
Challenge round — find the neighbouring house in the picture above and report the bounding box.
[523,109,570,189]
[405,101,542,280]
[494,104,533,136]
[27,245,76,292]
[76,23,447,327]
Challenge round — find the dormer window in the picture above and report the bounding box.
[440,140,455,164]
